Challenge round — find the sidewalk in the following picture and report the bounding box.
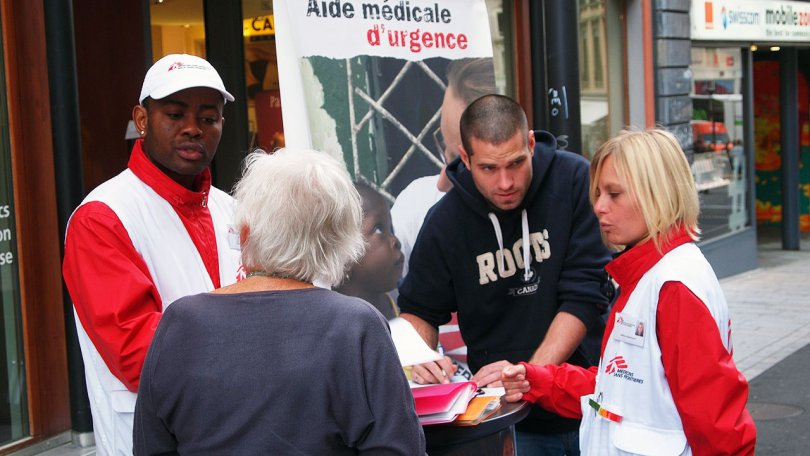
[723,228,810,455]
[28,230,810,456]
[722,230,810,381]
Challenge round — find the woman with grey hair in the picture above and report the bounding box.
[133,148,426,455]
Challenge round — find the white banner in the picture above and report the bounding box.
[275,0,492,60]
[273,0,495,338]
[692,0,810,42]
[274,0,494,175]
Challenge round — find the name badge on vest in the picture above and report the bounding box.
[614,312,645,347]
[227,225,241,250]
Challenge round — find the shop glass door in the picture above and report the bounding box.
[0,13,28,443]
[690,47,749,240]
[578,0,625,158]
[242,0,281,151]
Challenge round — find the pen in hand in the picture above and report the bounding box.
[438,345,448,378]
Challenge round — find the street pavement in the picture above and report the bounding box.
[25,229,810,455]
[724,230,810,381]
[723,228,810,455]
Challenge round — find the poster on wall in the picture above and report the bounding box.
[273,0,494,200]
[274,1,495,367]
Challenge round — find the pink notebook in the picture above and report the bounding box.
[411,381,478,416]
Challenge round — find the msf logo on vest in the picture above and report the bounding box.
[605,355,644,384]
[604,355,628,375]
[476,229,551,287]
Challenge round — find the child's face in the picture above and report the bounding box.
[352,194,404,292]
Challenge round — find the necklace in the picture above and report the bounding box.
[242,270,314,290]
[386,292,400,317]
[246,270,289,279]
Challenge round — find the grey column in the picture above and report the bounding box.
[44,0,93,434]
[779,48,800,250]
[742,48,757,239]
[541,0,582,153]
[204,0,250,192]
[529,2,547,131]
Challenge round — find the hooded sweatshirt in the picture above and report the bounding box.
[398,131,612,434]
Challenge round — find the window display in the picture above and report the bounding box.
[578,0,624,158]
[690,47,749,239]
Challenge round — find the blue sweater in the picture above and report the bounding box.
[135,288,425,454]
[398,131,611,433]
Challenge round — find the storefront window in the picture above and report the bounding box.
[690,47,749,239]
[484,0,514,97]
[149,1,206,59]
[578,0,624,158]
[0,15,28,443]
[242,1,281,151]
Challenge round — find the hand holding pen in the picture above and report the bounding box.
[411,344,457,384]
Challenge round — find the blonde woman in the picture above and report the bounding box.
[502,129,755,455]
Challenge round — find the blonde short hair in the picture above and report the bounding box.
[233,148,365,286]
[589,129,700,251]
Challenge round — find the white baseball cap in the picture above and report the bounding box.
[139,53,234,104]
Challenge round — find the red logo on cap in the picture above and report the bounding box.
[168,62,183,71]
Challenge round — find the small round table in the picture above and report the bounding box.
[423,399,530,456]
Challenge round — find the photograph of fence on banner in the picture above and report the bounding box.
[274,0,493,199]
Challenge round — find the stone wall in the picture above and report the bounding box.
[653,0,693,157]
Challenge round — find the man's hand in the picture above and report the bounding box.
[411,356,457,384]
[501,364,530,402]
[471,360,514,387]
[399,313,458,384]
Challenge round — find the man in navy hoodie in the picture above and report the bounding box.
[399,94,611,455]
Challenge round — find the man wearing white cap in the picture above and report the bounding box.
[62,54,242,455]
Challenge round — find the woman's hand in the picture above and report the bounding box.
[501,364,530,402]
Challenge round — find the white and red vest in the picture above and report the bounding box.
[72,168,241,455]
[580,243,730,455]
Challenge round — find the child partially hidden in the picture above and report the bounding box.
[336,182,404,320]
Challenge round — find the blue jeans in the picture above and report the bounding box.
[516,430,580,456]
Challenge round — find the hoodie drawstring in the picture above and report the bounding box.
[487,213,505,273]
[488,210,533,282]
[521,210,532,281]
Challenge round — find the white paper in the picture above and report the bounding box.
[389,317,444,367]
[481,386,505,398]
